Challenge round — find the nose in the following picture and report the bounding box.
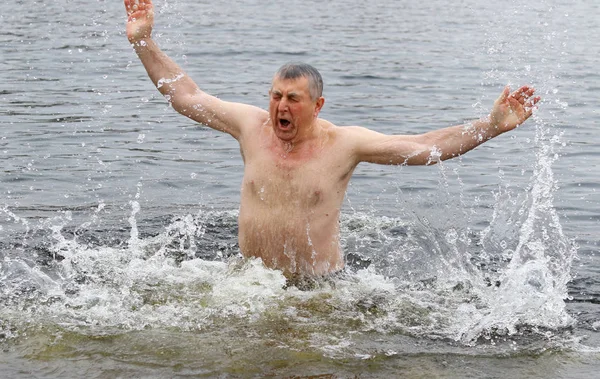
[277,97,288,112]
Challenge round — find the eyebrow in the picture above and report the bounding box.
[270,90,301,99]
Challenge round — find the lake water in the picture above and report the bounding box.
[1,0,599,377]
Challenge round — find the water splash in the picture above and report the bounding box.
[0,192,580,370]
[0,0,581,352]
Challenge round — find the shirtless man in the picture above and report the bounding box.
[124,0,540,280]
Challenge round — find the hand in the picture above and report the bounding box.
[489,85,541,132]
[125,0,154,44]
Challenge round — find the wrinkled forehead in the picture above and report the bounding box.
[270,75,310,94]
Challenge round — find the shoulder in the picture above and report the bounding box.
[234,104,269,136]
[316,121,391,152]
[324,123,385,147]
[317,122,381,163]
[226,101,268,123]
[317,119,367,137]
[323,123,380,137]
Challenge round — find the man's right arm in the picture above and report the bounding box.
[347,85,540,166]
[124,0,265,140]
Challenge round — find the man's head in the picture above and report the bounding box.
[269,62,325,142]
[274,62,323,101]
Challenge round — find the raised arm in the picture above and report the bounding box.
[353,85,540,165]
[124,0,265,140]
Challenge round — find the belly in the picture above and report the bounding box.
[237,205,343,277]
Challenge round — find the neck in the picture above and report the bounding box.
[277,123,329,160]
[276,119,321,152]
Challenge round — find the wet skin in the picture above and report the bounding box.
[124,0,540,279]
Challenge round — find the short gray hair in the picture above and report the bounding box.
[274,62,323,101]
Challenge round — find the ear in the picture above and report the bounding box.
[314,97,325,117]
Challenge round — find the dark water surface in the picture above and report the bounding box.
[1,0,599,377]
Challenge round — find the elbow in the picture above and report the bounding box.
[405,142,443,166]
[169,93,200,117]
[410,136,465,165]
[422,148,462,165]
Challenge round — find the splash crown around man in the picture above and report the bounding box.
[124,0,540,282]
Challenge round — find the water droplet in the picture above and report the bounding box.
[445,228,458,244]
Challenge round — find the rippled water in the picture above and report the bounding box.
[1,0,599,377]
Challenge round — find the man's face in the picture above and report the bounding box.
[269,76,322,142]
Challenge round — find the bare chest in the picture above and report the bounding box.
[241,144,351,210]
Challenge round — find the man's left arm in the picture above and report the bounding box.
[351,85,540,166]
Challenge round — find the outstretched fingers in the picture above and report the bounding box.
[509,85,540,119]
[510,85,535,105]
[124,0,154,42]
[125,0,153,11]
[499,85,510,102]
[492,84,541,129]
[125,0,153,20]
[524,95,541,117]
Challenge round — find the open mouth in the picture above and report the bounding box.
[279,119,291,128]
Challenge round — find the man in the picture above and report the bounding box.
[124,0,540,281]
